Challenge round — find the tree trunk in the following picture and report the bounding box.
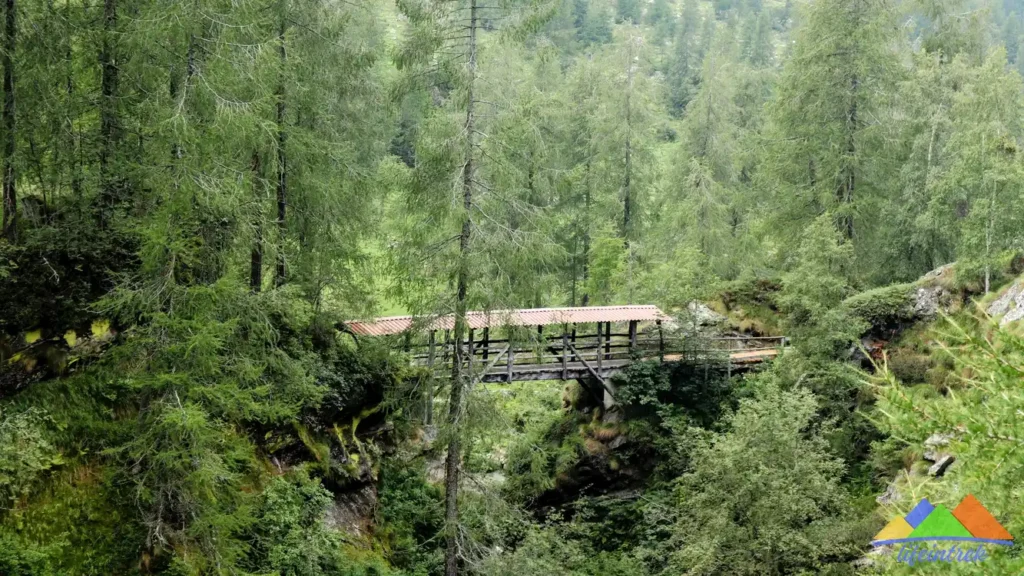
[66,0,81,204]
[581,158,591,306]
[836,74,858,239]
[985,180,995,294]
[251,151,264,292]
[2,0,15,242]
[274,5,288,287]
[622,36,636,304]
[98,0,120,222]
[444,1,476,573]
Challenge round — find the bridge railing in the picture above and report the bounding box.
[402,331,787,380]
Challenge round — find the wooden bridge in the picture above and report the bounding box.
[347,305,786,385]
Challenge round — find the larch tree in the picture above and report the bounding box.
[394,0,553,572]
[761,0,900,250]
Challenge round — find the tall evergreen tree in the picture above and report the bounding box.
[761,0,900,251]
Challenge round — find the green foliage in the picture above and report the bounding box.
[476,525,645,576]
[0,407,59,504]
[503,411,586,503]
[613,359,732,429]
[778,216,867,358]
[244,468,346,576]
[869,311,1024,572]
[656,378,868,575]
[376,461,445,574]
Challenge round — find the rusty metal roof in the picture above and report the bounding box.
[346,305,668,336]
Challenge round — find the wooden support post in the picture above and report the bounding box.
[468,328,474,372]
[506,345,514,383]
[628,320,637,352]
[596,326,603,372]
[425,331,436,425]
[570,325,577,362]
[443,330,451,364]
[482,327,489,361]
[604,322,611,360]
[562,333,569,380]
[657,320,664,362]
[403,331,411,353]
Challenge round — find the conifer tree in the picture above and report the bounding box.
[761,0,900,249]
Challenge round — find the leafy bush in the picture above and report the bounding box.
[503,411,585,504]
[244,468,346,576]
[376,461,444,573]
[475,525,645,576]
[886,349,933,384]
[658,377,869,575]
[0,408,59,504]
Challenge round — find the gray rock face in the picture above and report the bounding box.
[325,482,378,537]
[684,301,725,327]
[912,285,944,319]
[987,278,1024,326]
[912,263,956,320]
[876,481,900,506]
[924,433,952,449]
[929,454,955,477]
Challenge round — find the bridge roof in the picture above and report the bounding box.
[347,305,668,336]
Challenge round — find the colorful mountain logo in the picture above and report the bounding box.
[873,495,1013,547]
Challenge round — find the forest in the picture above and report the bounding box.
[3,0,1024,574]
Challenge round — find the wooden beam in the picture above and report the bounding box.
[628,320,637,351]
[482,327,489,361]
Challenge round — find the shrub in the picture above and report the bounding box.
[887,350,932,384]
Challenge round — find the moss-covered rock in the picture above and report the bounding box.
[844,283,917,332]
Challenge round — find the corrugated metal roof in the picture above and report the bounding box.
[347,305,668,336]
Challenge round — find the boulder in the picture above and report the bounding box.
[986,278,1024,326]
[924,432,952,449]
[876,481,900,506]
[928,454,955,477]
[683,301,725,328]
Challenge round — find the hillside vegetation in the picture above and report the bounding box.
[3,0,1024,574]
